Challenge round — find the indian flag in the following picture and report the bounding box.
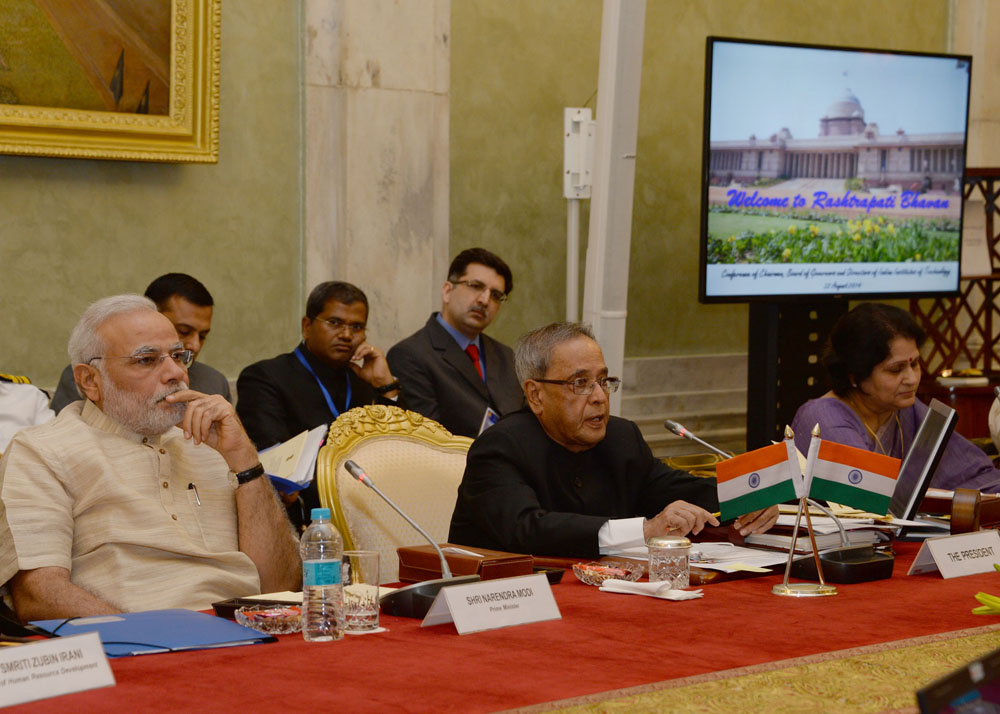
[808,440,900,515]
[716,441,800,521]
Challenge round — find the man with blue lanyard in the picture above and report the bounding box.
[236,281,401,529]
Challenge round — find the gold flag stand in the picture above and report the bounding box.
[773,424,836,597]
[772,497,837,597]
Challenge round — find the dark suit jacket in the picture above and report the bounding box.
[236,344,398,525]
[386,314,523,438]
[448,410,719,558]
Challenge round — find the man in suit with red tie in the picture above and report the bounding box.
[388,248,523,438]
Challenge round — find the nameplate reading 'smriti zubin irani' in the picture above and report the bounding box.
[421,573,561,634]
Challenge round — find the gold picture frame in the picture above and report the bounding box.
[0,0,220,163]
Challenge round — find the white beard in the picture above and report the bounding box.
[101,377,189,436]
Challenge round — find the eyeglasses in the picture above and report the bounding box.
[317,317,366,334]
[450,280,508,304]
[89,348,194,370]
[533,376,621,395]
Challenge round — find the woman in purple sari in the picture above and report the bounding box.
[791,303,1000,493]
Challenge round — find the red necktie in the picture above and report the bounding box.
[465,343,484,381]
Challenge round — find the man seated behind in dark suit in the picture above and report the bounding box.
[51,273,231,412]
[387,248,522,438]
[449,322,779,559]
[236,281,402,528]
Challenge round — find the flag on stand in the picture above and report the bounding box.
[807,439,900,515]
[716,441,800,521]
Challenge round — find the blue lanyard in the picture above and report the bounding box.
[294,346,351,418]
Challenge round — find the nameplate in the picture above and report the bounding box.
[0,632,114,707]
[908,530,1000,578]
[421,573,561,634]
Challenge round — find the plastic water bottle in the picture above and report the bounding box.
[300,507,344,641]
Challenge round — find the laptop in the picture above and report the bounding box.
[917,643,1000,713]
[888,398,958,535]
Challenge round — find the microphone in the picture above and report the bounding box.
[663,419,731,459]
[344,459,478,618]
[345,460,452,578]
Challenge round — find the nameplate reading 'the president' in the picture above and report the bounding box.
[908,530,1000,578]
[0,631,114,708]
[421,573,561,634]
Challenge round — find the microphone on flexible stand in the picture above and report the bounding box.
[663,419,731,459]
[344,460,478,618]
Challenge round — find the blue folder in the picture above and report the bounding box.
[30,608,277,657]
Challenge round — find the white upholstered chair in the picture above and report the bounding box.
[315,405,473,583]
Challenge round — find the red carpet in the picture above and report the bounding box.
[8,542,1000,713]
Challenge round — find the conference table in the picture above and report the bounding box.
[9,541,1000,713]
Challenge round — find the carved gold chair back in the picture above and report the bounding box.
[315,405,473,582]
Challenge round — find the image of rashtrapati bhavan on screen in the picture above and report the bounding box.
[704,41,970,298]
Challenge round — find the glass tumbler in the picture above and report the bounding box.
[647,535,691,589]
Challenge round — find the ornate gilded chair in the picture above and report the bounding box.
[315,405,473,582]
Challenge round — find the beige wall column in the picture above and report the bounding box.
[953,0,1000,166]
[302,0,450,347]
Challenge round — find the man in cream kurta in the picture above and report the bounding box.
[1,400,259,611]
[0,295,301,619]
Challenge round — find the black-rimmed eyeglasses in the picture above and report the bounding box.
[317,317,366,334]
[533,376,621,395]
[450,280,508,304]
[88,349,194,370]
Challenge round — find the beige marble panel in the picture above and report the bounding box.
[952,0,1000,166]
[304,82,346,291]
[339,0,447,92]
[339,87,447,347]
[302,0,449,351]
[304,0,342,87]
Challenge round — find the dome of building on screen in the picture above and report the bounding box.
[708,82,964,187]
[819,88,866,136]
[824,89,864,121]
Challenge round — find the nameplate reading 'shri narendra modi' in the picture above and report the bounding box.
[908,530,1000,578]
[421,573,561,634]
[0,632,114,708]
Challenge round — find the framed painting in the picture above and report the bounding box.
[0,0,220,163]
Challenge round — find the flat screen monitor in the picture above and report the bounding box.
[700,37,972,302]
[888,398,957,521]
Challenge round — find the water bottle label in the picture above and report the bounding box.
[303,560,341,586]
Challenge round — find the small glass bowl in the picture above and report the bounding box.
[572,560,644,586]
[235,604,303,635]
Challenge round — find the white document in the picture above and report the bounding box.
[258,424,327,486]
[421,574,561,634]
[908,530,1000,578]
[774,515,877,533]
[0,632,114,708]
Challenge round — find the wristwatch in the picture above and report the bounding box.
[235,463,265,485]
[374,379,401,395]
